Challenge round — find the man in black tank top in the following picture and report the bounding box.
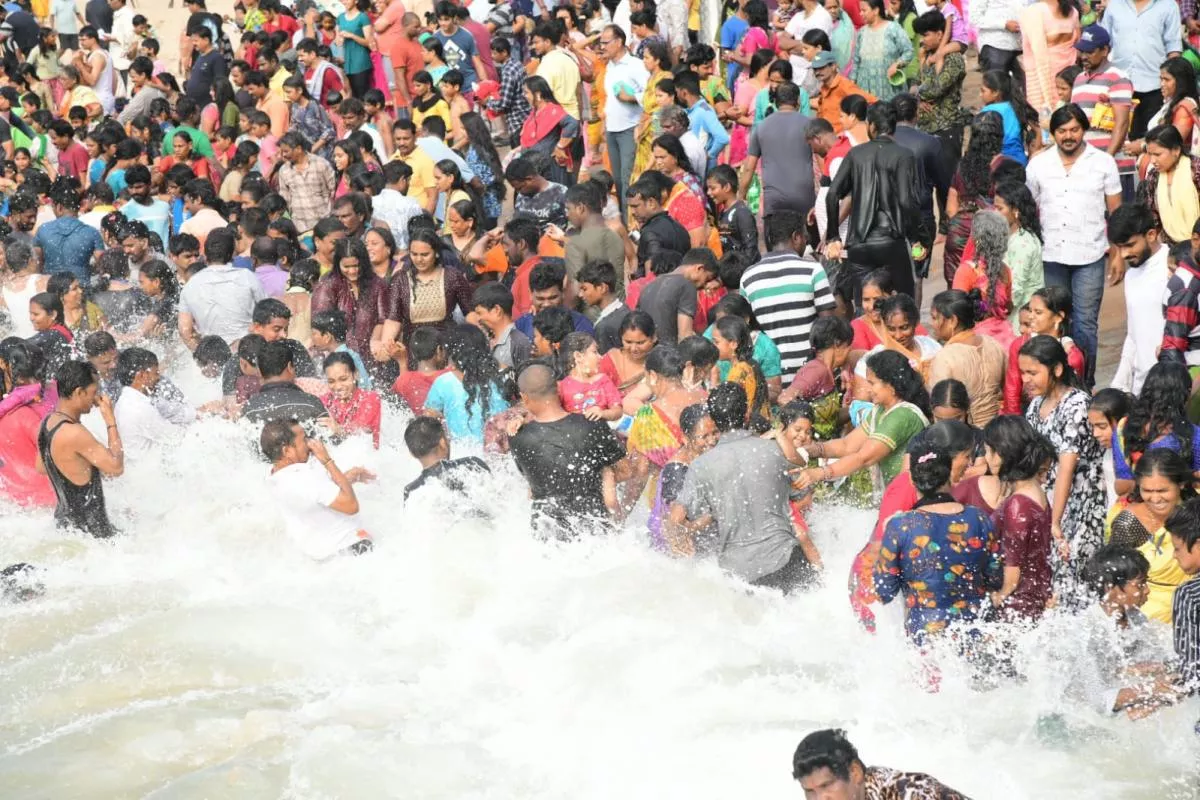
[36,361,124,538]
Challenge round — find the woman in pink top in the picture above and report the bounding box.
[1020,0,1080,116]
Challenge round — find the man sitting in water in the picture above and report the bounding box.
[113,347,194,453]
[242,340,332,428]
[35,360,124,539]
[791,728,968,799]
[402,416,491,507]
[261,419,376,559]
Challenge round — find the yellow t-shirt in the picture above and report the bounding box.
[396,146,437,211]
[535,49,581,120]
[412,99,452,132]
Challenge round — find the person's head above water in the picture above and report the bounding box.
[404,416,450,467]
[55,360,101,415]
[257,340,296,384]
[260,419,309,467]
[791,728,870,797]
[517,362,562,412]
[706,382,748,433]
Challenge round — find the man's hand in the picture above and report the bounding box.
[1108,251,1128,286]
[345,467,376,483]
[544,223,566,243]
[825,240,844,261]
[308,437,332,463]
[1004,20,1020,32]
[97,395,117,427]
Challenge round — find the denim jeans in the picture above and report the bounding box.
[1043,256,1106,387]
[606,127,636,219]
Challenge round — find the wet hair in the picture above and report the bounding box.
[115,347,158,387]
[1132,448,1197,505]
[260,419,300,462]
[678,334,719,373]
[862,268,895,295]
[714,315,769,425]
[983,414,1055,482]
[252,297,292,326]
[577,261,618,294]
[194,335,232,368]
[56,360,99,398]
[878,293,920,329]
[503,214,541,252]
[619,309,657,340]
[866,100,897,136]
[864,349,931,417]
[405,415,447,458]
[779,399,815,429]
[442,324,511,421]
[929,378,969,415]
[238,334,266,368]
[765,210,805,251]
[257,340,296,379]
[1123,361,1194,463]
[529,260,567,294]
[910,440,956,495]
[711,293,757,330]
[679,402,710,436]
[1167,498,1200,550]
[809,316,853,353]
[792,729,862,783]
[718,251,751,291]
[322,350,358,377]
[0,339,45,385]
[558,331,599,377]
[1082,544,1151,596]
[83,330,117,358]
[960,111,1005,201]
[533,307,574,360]
[706,381,748,433]
[1017,334,1081,392]
[287,258,320,292]
[311,309,349,342]
[645,345,685,380]
[649,248,683,277]
[409,327,443,363]
[1090,387,1132,428]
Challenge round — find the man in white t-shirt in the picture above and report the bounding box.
[113,347,195,453]
[261,419,376,560]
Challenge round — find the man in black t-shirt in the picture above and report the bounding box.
[509,363,627,540]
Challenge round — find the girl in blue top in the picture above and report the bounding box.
[424,324,514,442]
[337,0,376,98]
[980,69,1038,166]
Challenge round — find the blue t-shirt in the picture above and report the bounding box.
[1112,422,1200,480]
[514,309,595,340]
[424,372,510,441]
[720,16,749,89]
[982,101,1027,166]
[106,168,128,196]
[121,198,171,246]
[88,158,106,186]
[436,28,479,87]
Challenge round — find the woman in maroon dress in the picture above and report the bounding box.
[378,229,474,366]
[311,237,389,379]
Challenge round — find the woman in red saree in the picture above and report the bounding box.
[321,351,383,448]
[520,75,583,186]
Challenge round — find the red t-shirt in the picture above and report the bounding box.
[624,274,655,311]
[390,37,425,106]
[58,141,89,179]
[393,368,450,414]
[263,14,300,38]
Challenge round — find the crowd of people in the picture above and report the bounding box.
[4,0,1200,783]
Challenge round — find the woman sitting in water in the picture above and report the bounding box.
[625,345,709,511]
[321,351,382,448]
[848,420,976,632]
[874,432,1003,641]
[794,349,931,505]
[983,415,1056,622]
[649,403,719,554]
[1106,449,1195,624]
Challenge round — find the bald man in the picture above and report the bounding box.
[509,363,629,539]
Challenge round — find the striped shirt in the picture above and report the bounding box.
[1173,575,1200,689]
[1071,63,1135,173]
[739,251,836,382]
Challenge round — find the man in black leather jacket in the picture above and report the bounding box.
[890,94,945,306]
[824,101,921,306]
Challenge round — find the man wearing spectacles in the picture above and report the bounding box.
[598,25,648,220]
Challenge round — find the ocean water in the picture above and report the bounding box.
[1,366,1199,799]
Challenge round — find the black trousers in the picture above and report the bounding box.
[932,124,965,232]
[1132,90,1165,139]
[978,45,1024,86]
[347,69,373,99]
[751,545,817,595]
[845,236,915,308]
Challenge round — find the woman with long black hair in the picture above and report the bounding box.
[460,111,505,226]
[1112,361,1200,497]
[312,237,389,372]
[423,323,514,442]
[943,110,1006,285]
[1019,334,1105,602]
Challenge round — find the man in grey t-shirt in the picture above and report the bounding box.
[635,248,719,343]
[740,82,816,218]
[670,383,816,593]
